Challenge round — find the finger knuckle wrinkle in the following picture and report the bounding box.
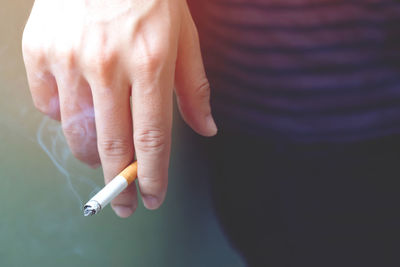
[62,124,92,159]
[62,123,87,141]
[139,176,162,189]
[195,79,211,101]
[99,138,131,158]
[139,175,167,190]
[134,129,166,152]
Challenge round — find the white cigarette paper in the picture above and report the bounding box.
[83,162,137,216]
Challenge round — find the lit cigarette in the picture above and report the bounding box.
[83,161,138,216]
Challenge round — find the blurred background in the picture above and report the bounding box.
[0,1,244,266]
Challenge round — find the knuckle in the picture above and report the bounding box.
[137,53,165,74]
[85,47,118,86]
[98,138,131,158]
[194,78,211,101]
[93,50,118,74]
[135,41,168,74]
[22,27,50,64]
[22,43,46,66]
[134,128,167,153]
[144,52,165,72]
[139,175,167,188]
[54,49,77,71]
[62,123,92,161]
[62,122,87,140]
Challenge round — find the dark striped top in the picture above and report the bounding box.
[188,0,400,142]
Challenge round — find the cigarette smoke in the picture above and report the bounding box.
[37,116,101,207]
[0,55,101,209]
[0,94,101,209]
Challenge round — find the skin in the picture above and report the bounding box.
[22,0,217,218]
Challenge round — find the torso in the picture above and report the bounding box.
[188,0,400,142]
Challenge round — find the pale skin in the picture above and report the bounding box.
[22,0,217,218]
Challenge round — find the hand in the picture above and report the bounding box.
[22,0,217,217]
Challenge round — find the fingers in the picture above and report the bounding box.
[175,14,217,137]
[89,75,137,218]
[132,62,174,210]
[55,70,100,167]
[23,56,61,121]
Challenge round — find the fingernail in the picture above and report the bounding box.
[206,114,218,136]
[143,196,160,210]
[112,205,134,218]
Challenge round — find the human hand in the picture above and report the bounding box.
[22,0,217,217]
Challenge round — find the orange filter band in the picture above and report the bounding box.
[119,161,138,185]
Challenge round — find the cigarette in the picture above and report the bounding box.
[83,161,138,216]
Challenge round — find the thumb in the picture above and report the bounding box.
[175,14,217,137]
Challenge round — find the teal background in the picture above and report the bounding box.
[0,1,244,266]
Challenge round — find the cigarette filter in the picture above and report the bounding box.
[83,161,138,216]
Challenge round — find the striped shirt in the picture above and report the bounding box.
[188,0,400,142]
